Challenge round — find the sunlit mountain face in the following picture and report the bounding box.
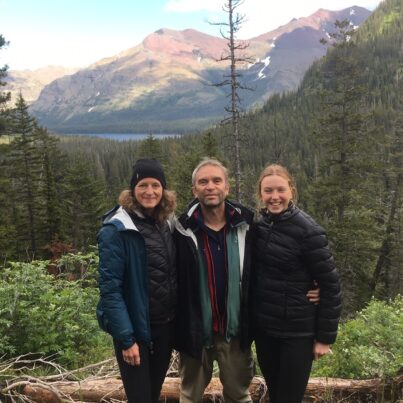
[24,6,371,134]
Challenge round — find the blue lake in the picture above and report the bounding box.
[60,133,181,142]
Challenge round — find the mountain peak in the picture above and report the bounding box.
[28,6,373,134]
[153,27,177,36]
[142,28,225,60]
[252,6,370,42]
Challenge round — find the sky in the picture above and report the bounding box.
[1,0,383,71]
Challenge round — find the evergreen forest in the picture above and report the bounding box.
[0,0,402,401]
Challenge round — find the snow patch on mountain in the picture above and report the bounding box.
[258,56,271,79]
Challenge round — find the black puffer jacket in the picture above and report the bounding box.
[252,205,341,344]
[130,212,177,324]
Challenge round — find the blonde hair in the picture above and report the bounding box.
[118,188,176,222]
[256,164,298,205]
[191,158,229,185]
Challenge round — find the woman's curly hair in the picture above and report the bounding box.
[118,188,176,222]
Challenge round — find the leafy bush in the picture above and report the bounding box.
[312,295,403,379]
[55,248,99,285]
[0,259,111,367]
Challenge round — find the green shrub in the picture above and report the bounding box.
[54,247,99,285]
[0,260,111,367]
[312,295,403,379]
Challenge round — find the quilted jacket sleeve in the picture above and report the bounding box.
[302,223,342,344]
[97,225,135,349]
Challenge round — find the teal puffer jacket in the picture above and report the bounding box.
[96,206,150,349]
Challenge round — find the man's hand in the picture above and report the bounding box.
[122,342,140,366]
[313,341,332,360]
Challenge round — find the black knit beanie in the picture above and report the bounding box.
[130,158,167,189]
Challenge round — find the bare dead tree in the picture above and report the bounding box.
[211,0,253,202]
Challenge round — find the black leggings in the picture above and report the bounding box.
[114,322,175,403]
[255,333,314,403]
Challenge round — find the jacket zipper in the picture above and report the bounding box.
[266,219,287,326]
[155,223,175,322]
[268,219,288,327]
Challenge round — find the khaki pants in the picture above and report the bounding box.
[179,335,254,403]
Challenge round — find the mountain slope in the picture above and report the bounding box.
[5,66,78,104]
[30,7,371,133]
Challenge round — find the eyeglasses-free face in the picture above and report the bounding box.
[260,174,293,214]
[134,177,163,212]
[192,165,229,209]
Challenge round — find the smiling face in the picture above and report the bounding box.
[134,177,163,212]
[192,164,229,209]
[260,174,293,214]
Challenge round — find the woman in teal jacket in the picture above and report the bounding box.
[97,159,177,403]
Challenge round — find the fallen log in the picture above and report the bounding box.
[22,375,403,402]
[23,377,264,402]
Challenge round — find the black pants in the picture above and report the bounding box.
[114,322,175,403]
[255,333,314,403]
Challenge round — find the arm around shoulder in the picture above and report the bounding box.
[302,218,342,344]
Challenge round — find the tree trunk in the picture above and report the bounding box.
[22,375,403,402]
[371,172,402,292]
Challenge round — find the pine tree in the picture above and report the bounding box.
[60,156,108,249]
[7,95,45,257]
[311,21,380,310]
[0,34,11,136]
[0,144,17,261]
[35,127,65,244]
[138,134,163,161]
[371,91,403,297]
[168,143,202,212]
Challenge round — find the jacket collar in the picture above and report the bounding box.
[260,203,299,222]
[102,205,139,232]
[179,199,253,231]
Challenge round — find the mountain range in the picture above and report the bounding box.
[5,66,78,105]
[8,6,371,134]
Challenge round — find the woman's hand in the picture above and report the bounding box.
[313,341,332,360]
[122,342,140,366]
[307,286,320,304]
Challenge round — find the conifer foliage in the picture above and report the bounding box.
[7,95,45,256]
[0,34,10,136]
[309,20,380,310]
[1,95,108,261]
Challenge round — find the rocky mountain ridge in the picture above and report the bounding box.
[27,6,371,133]
[5,66,79,104]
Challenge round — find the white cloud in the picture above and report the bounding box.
[164,0,221,13]
[2,30,141,70]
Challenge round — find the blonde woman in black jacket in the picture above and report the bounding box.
[252,164,342,403]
